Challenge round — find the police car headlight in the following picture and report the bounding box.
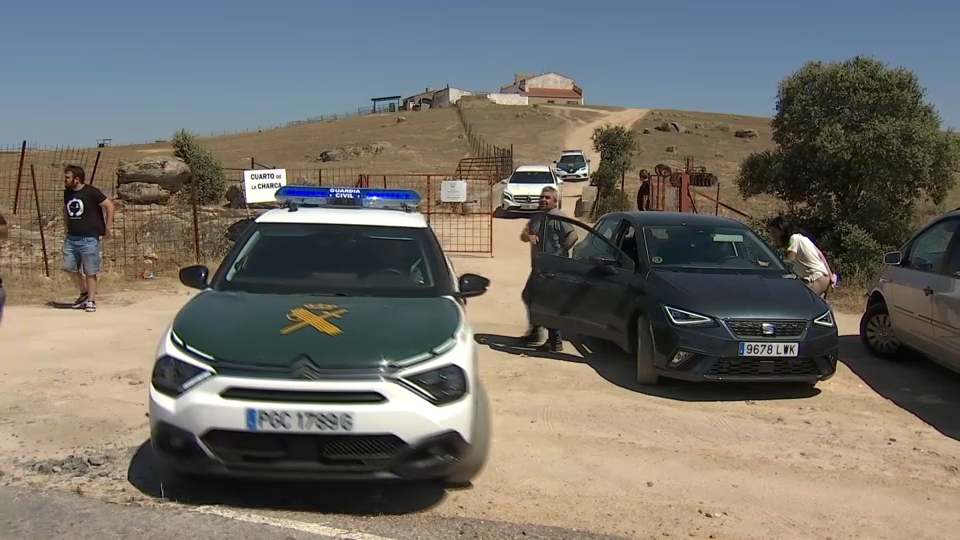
[402,364,467,405]
[151,355,214,398]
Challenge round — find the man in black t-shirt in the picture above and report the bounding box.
[62,165,114,312]
[636,169,651,211]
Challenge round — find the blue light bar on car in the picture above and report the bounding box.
[274,185,421,208]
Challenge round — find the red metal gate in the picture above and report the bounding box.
[358,173,493,254]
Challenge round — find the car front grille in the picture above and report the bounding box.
[725,319,808,338]
[706,357,820,378]
[219,388,387,404]
[201,431,407,470]
[512,195,536,204]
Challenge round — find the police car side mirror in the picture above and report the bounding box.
[457,273,490,298]
[179,264,210,290]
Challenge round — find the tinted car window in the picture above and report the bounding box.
[573,217,622,262]
[904,219,958,273]
[509,171,555,184]
[557,155,586,167]
[642,225,786,272]
[943,245,960,277]
[214,223,443,297]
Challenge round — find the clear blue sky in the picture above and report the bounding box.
[2,0,957,147]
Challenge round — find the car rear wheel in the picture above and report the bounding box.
[860,301,903,359]
[635,315,659,385]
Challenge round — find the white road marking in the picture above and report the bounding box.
[193,505,399,540]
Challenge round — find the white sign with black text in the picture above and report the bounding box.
[440,179,468,203]
[243,168,288,204]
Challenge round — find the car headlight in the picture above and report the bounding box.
[151,355,214,398]
[813,310,835,328]
[662,305,716,327]
[401,364,467,405]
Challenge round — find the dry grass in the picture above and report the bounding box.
[625,109,781,220]
[2,270,186,306]
[457,98,605,165]
[105,107,470,173]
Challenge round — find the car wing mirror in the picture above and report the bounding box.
[456,273,490,298]
[882,251,902,265]
[179,264,210,290]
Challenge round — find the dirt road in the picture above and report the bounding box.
[1,107,959,539]
[546,105,650,204]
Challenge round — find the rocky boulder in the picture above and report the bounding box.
[734,129,759,139]
[117,182,171,205]
[318,142,394,162]
[116,156,191,194]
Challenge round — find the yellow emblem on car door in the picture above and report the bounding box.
[280,303,348,336]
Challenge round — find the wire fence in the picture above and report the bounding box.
[0,141,497,280]
[454,101,513,181]
[0,143,363,279]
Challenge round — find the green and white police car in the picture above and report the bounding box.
[148,185,492,486]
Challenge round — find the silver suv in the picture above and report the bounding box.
[860,209,960,373]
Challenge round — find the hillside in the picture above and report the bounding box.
[107,107,470,173]
[626,109,960,224]
[456,98,610,165]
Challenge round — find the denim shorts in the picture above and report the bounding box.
[62,235,101,274]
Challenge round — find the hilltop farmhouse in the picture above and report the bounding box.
[401,72,584,109]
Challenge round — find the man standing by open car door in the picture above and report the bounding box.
[519,186,578,352]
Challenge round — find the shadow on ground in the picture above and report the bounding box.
[839,335,960,442]
[492,208,532,220]
[126,442,447,515]
[475,333,820,402]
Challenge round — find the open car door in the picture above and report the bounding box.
[526,214,636,341]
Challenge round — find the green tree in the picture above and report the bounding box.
[171,129,227,205]
[737,56,960,281]
[590,124,638,215]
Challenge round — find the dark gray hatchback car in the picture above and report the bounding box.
[524,211,840,386]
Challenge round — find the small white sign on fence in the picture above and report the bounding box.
[243,168,287,204]
[440,179,468,203]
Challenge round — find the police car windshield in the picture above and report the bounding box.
[557,155,586,166]
[509,171,554,184]
[214,223,444,297]
[642,225,787,273]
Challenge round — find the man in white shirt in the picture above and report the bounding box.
[767,216,834,296]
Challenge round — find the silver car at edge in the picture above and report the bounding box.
[860,208,960,372]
